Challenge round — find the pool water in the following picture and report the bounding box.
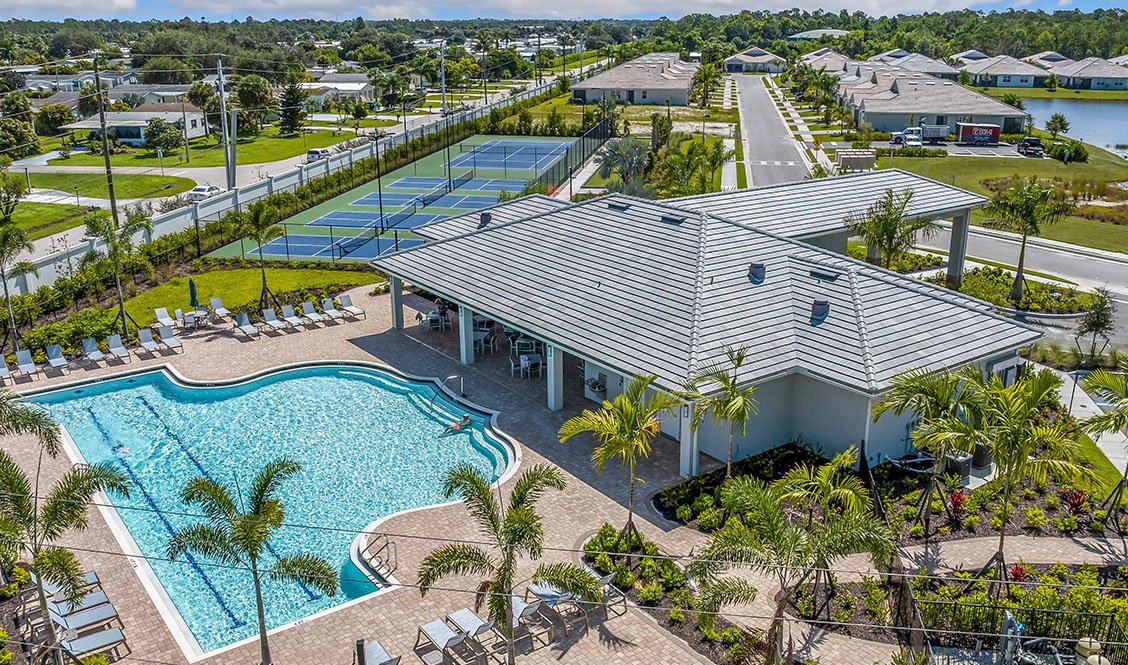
[31,365,510,655]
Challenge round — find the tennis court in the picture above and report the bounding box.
[388,176,528,192]
[352,192,499,210]
[448,138,573,172]
[305,210,442,230]
[258,234,423,260]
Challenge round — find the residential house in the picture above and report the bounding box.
[1110,54,1128,67]
[1025,51,1075,70]
[787,29,849,41]
[868,48,912,63]
[107,84,191,105]
[29,91,83,116]
[951,49,990,66]
[856,77,1028,133]
[959,55,1047,87]
[1050,57,1128,90]
[571,53,698,105]
[879,53,959,80]
[304,73,376,101]
[22,72,96,92]
[61,109,207,146]
[724,47,786,73]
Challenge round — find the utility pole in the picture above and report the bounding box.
[439,39,447,116]
[92,60,120,227]
[579,38,584,79]
[228,108,238,192]
[180,97,191,163]
[536,32,542,84]
[216,56,235,189]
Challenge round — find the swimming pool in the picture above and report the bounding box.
[29,364,514,658]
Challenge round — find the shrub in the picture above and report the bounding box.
[1025,506,1047,530]
[1093,509,1109,532]
[1009,563,1031,582]
[908,524,925,538]
[612,564,636,589]
[1054,514,1080,533]
[949,490,968,520]
[639,582,663,604]
[594,553,615,574]
[904,489,922,506]
[991,513,1005,530]
[81,657,110,665]
[692,493,715,514]
[1047,139,1089,163]
[586,523,622,557]
[660,564,687,591]
[698,506,723,531]
[861,576,889,624]
[668,607,685,623]
[676,505,693,522]
[12,566,29,585]
[1060,488,1087,515]
[1046,494,1061,510]
[832,592,856,623]
[964,514,980,530]
[638,556,658,581]
[720,626,743,646]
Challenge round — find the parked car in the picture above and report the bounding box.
[903,136,924,149]
[186,185,221,202]
[1017,137,1045,157]
[306,148,333,163]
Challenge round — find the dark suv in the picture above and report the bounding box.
[1017,137,1045,156]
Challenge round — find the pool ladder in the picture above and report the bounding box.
[362,533,398,581]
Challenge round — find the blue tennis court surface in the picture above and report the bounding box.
[449,139,573,171]
[388,176,528,192]
[307,211,441,230]
[352,192,498,209]
[259,234,423,260]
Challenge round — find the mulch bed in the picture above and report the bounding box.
[787,580,902,645]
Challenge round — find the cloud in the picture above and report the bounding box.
[6,0,135,17]
[168,0,429,19]
[1057,0,1072,6]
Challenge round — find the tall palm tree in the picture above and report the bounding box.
[1083,359,1128,527]
[915,369,1092,583]
[983,176,1076,302]
[595,137,648,182]
[559,375,680,543]
[0,223,37,352]
[691,476,892,664]
[846,189,940,271]
[236,201,282,310]
[417,464,600,665]
[0,447,129,653]
[686,344,759,478]
[82,208,153,337]
[705,140,736,190]
[167,459,338,665]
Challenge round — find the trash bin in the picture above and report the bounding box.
[972,442,992,470]
[945,451,972,478]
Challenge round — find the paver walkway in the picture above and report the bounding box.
[721,138,738,191]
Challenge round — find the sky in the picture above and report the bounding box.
[5,0,1125,23]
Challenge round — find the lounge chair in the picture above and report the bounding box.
[509,594,555,646]
[528,581,593,635]
[280,305,304,327]
[154,308,175,327]
[16,349,40,376]
[173,308,184,327]
[414,619,470,664]
[47,344,70,369]
[339,294,366,319]
[234,313,259,337]
[183,311,199,330]
[210,297,231,319]
[321,298,344,319]
[137,329,159,354]
[37,571,101,599]
[106,335,130,362]
[261,309,289,331]
[0,364,9,384]
[49,600,118,633]
[52,589,110,615]
[59,627,125,658]
[81,338,104,363]
[300,302,324,324]
[446,608,505,660]
[157,326,182,351]
[361,639,401,665]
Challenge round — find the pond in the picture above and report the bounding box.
[1022,97,1128,158]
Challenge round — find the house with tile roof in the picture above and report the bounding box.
[724,47,786,74]
[1050,57,1128,90]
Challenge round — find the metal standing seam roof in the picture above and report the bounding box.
[412,195,570,241]
[670,169,986,239]
[374,190,1040,396]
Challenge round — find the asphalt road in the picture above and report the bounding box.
[733,75,809,186]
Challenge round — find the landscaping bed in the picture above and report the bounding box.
[927,266,1096,313]
[789,577,900,644]
[0,566,32,665]
[846,245,945,274]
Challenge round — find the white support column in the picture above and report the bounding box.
[546,344,564,411]
[679,402,699,479]
[389,277,404,330]
[947,211,970,288]
[458,307,474,365]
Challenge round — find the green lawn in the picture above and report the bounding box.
[623,105,740,125]
[29,173,196,199]
[973,85,1128,102]
[11,202,89,241]
[124,268,382,325]
[310,118,398,129]
[885,154,1128,254]
[1076,431,1122,495]
[49,126,351,168]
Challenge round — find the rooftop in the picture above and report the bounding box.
[572,53,697,92]
[61,110,197,130]
[960,54,1047,78]
[861,77,1028,117]
[726,47,783,65]
[1050,57,1128,79]
[885,53,959,76]
[789,28,849,40]
[413,195,569,241]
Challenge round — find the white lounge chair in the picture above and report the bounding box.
[173,308,184,327]
[300,301,324,324]
[47,344,70,369]
[81,338,104,363]
[414,619,467,664]
[339,294,366,319]
[446,609,505,660]
[0,364,9,383]
[154,308,175,328]
[321,298,344,319]
[49,600,118,633]
[280,305,304,327]
[261,309,289,331]
[16,349,40,376]
[106,335,130,361]
[157,326,182,351]
[234,313,259,337]
[59,626,125,658]
[362,639,401,665]
[210,297,231,319]
[137,329,159,354]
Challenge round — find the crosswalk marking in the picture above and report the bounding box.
[751,160,801,166]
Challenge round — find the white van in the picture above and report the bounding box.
[306,148,332,163]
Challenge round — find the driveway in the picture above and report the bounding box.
[733,75,808,186]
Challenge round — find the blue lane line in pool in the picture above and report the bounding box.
[133,396,321,603]
[83,407,246,628]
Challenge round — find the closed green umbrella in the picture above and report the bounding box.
[188,278,198,310]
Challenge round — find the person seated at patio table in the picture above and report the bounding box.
[444,414,472,435]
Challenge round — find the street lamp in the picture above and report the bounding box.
[701,112,710,144]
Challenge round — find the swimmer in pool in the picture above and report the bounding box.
[112,441,130,458]
[444,415,472,435]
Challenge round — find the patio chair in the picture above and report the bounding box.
[173,308,185,327]
[59,626,125,658]
[300,302,324,324]
[321,298,344,319]
[261,309,289,331]
[509,594,555,647]
[520,354,542,380]
[339,294,366,319]
[515,339,536,355]
[183,311,200,330]
[509,351,521,377]
[47,344,70,370]
[106,335,131,362]
[80,338,104,364]
[234,313,259,337]
[527,581,593,636]
[483,331,498,355]
[427,314,444,331]
[280,305,304,327]
[154,308,175,327]
[16,349,41,376]
[136,329,159,354]
[361,639,401,665]
[446,608,506,661]
[157,326,182,352]
[210,297,231,319]
[49,600,119,633]
[0,363,9,384]
[413,619,470,665]
[51,589,111,615]
[595,572,628,617]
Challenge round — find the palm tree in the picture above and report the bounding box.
[82,207,153,337]
[0,223,37,352]
[872,366,985,533]
[167,459,339,665]
[705,140,736,189]
[1083,359,1128,528]
[0,447,129,654]
[236,201,282,310]
[983,176,1076,303]
[559,375,680,544]
[691,476,892,664]
[846,189,940,270]
[686,344,759,478]
[595,137,648,182]
[915,369,1092,583]
[417,464,600,665]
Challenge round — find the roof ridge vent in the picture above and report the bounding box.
[607,201,631,212]
[748,262,766,285]
[810,300,830,324]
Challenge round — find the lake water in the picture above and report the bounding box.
[1022,98,1128,157]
